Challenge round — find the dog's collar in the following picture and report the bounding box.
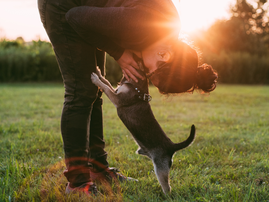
[134,87,152,102]
[121,80,152,102]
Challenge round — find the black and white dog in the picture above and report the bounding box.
[91,66,195,194]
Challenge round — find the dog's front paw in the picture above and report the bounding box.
[91,73,101,86]
[96,66,102,78]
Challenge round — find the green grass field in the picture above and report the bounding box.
[0,83,269,201]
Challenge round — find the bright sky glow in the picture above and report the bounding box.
[0,0,234,41]
[173,0,233,33]
[0,0,48,41]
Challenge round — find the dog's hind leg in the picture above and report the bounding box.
[153,157,172,194]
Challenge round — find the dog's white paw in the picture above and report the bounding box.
[96,66,102,78]
[91,73,101,86]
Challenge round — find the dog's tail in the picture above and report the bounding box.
[173,124,196,152]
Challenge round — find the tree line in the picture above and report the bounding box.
[192,0,269,84]
[0,0,268,84]
[0,38,121,84]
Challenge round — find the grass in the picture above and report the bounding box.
[0,83,269,201]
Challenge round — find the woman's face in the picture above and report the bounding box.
[141,50,159,75]
[142,53,169,90]
[141,45,173,76]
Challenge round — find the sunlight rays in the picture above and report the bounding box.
[172,0,232,33]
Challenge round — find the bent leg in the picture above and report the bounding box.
[38,0,107,187]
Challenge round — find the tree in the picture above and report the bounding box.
[230,0,269,51]
[193,0,269,55]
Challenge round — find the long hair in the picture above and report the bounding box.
[151,40,218,94]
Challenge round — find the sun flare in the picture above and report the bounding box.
[172,0,232,33]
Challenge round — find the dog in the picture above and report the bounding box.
[91,64,195,194]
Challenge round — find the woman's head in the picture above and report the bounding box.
[148,40,218,94]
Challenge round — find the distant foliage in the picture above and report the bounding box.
[203,51,269,84]
[104,54,123,85]
[0,38,122,84]
[0,39,61,82]
[192,0,269,84]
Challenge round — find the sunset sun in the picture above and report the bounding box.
[172,0,232,33]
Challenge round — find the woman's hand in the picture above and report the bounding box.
[117,50,144,82]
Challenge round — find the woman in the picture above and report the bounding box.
[38,0,217,195]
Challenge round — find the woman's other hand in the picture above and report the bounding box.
[117,50,144,82]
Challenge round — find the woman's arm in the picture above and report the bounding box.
[65,6,147,43]
[65,6,145,81]
[66,11,124,60]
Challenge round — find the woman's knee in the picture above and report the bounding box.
[64,84,100,108]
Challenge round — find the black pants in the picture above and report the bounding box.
[38,0,108,186]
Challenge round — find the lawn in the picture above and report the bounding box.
[0,83,269,201]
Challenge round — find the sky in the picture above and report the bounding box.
[175,0,234,33]
[0,0,234,41]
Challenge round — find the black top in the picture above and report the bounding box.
[65,0,179,60]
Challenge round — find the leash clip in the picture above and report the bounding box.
[143,94,152,102]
